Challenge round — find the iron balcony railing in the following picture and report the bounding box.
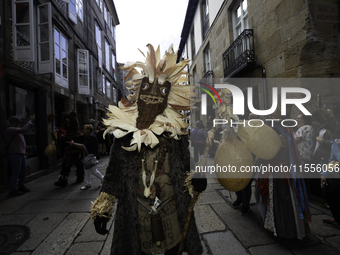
[223,29,255,78]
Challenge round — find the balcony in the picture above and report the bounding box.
[223,29,255,78]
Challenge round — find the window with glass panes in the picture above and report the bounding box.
[102,74,106,94]
[232,0,248,58]
[95,23,102,68]
[204,46,211,72]
[54,28,68,87]
[105,40,110,69]
[106,79,111,98]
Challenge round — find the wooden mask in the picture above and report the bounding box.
[136,77,171,129]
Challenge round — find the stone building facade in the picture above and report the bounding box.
[178,0,340,124]
[0,0,121,191]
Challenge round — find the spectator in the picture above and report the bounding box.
[232,113,258,215]
[54,112,85,187]
[255,108,311,239]
[96,124,107,155]
[190,120,207,163]
[206,115,214,131]
[4,114,35,197]
[67,124,103,190]
[294,114,315,164]
[320,127,340,228]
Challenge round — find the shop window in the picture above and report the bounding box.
[9,85,37,157]
[37,3,52,74]
[54,28,68,88]
[12,0,35,61]
[77,49,90,95]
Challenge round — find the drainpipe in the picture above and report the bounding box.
[257,65,267,110]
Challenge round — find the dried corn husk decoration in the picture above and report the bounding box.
[237,120,281,160]
[214,129,253,192]
[120,44,193,109]
[90,192,116,220]
[102,44,197,151]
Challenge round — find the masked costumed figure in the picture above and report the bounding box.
[54,112,85,186]
[90,44,206,255]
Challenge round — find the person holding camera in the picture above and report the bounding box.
[4,114,35,197]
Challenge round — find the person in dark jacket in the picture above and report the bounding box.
[190,120,207,163]
[4,115,35,197]
[54,112,84,187]
[67,124,103,190]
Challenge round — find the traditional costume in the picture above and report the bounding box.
[91,45,205,255]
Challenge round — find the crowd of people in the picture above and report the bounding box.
[4,111,114,197]
[4,102,339,239]
[190,104,340,236]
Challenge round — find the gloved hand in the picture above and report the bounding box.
[94,216,109,235]
[191,173,207,193]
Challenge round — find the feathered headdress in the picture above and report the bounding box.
[121,44,196,109]
[103,44,197,151]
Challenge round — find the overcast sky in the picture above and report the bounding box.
[114,0,189,64]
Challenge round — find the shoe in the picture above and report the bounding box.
[323,219,340,228]
[232,199,243,208]
[319,203,330,210]
[80,185,91,190]
[54,178,68,187]
[18,185,30,193]
[240,205,250,216]
[7,190,26,198]
[76,176,84,183]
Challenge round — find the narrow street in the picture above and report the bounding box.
[0,153,339,255]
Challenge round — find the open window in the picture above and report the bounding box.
[76,0,83,22]
[69,0,77,24]
[38,3,52,73]
[12,0,35,61]
[77,49,90,95]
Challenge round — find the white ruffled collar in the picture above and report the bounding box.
[103,102,188,152]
